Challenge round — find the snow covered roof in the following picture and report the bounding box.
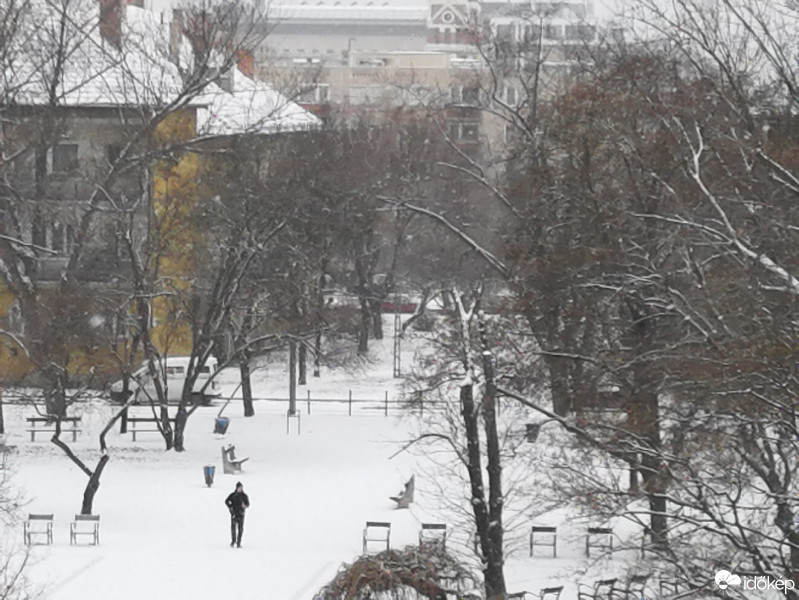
[6,2,186,109]
[196,67,320,136]
[271,4,428,22]
[3,0,318,134]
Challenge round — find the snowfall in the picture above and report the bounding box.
[1,326,723,600]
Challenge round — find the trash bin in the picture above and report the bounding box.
[214,417,230,435]
[204,465,215,487]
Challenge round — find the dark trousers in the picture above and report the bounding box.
[230,514,244,545]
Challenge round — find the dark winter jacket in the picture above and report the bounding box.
[225,491,250,517]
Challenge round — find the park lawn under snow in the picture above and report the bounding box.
[4,332,682,600]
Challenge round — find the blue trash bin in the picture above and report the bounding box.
[203,465,215,487]
[214,417,230,434]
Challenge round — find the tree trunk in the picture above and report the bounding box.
[45,371,68,419]
[288,340,297,416]
[479,321,506,599]
[160,404,174,451]
[119,376,130,434]
[358,298,370,354]
[313,331,321,377]
[370,299,383,340]
[240,358,254,417]
[298,342,307,385]
[81,454,110,515]
[173,404,187,452]
[628,453,639,493]
[459,383,503,598]
[0,389,4,435]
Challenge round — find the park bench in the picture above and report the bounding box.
[578,579,618,600]
[540,586,564,600]
[419,523,447,550]
[659,578,679,596]
[509,588,563,600]
[530,525,557,557]
[222,444,249,474]
[615,574,650,599]
[126,417,176,442]
[389,475,414,509]
[585,526,614,557]
[70,514,100,545]
[26,416,81,442]
[24,514,53,545]
[362,521,391,553]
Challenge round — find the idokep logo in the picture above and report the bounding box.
[715,570,796,593]
[716,570,742,590]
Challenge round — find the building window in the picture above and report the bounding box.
[51,222,64,252]
[51,143,79,173]
[544,24,562,40]
[496,24,513,42]
[32,211,46,247]
[504,85,518,106]
[522,24,542,41]
[451,85,480,106]
[461,123,479,141]
[298,84,330,104]
[447,121,480,142]
[7,302,23,335]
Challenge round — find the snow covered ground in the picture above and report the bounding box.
[2,332,694,599]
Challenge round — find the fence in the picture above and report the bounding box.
[2,390,449,416]
[216,391,448,417]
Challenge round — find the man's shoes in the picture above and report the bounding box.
[230,542,235,547]
[236,543,241,548]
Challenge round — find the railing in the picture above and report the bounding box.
[2,389,450,415]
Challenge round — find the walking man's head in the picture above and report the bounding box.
[236,482,243,492]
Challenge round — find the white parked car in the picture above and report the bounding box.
[109,356,221,405]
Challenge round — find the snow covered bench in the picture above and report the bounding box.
[508,587,563,600]
[126,416,176,442]
[585,526,613,556]
[540,586,564,600]
[419,523,447,550]
[362,521,391,553]
[615,574,649,598]
[70,514,100,545]
[530,525,557,557]
[222,444,249,474]
[577,578,617,600]
[389,475,414,509]
[26,416,81,441]
[24,514,53,545]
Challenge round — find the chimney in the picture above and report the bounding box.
[98,0,124,48]
[236,49,255,79]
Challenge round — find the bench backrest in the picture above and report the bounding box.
[421,523,446,531]
[588,527,612,535]
[74,515,100,522]
[28,514,53,521]
[532,526,556,534]
[540,586,563,599]
[595,579,617,591]
[365,521,391,529]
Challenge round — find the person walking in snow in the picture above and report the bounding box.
[225,482,250,548]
